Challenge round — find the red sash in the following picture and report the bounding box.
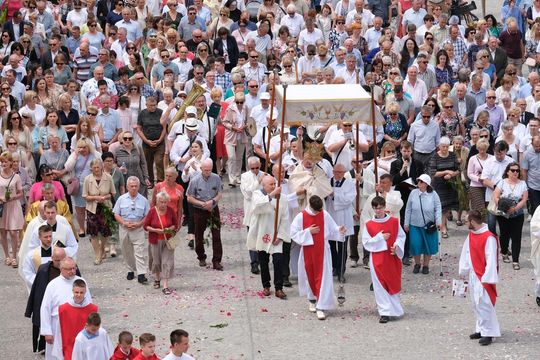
[365,217,402,295]
[469,230,499,306]
[58,302,99,360]
[302,210,325,298]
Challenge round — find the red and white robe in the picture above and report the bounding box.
[290,207,343,310]
[459,225,500,337]
[58,299,98,360]
[362,215,406,317]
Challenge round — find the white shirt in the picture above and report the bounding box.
[242,63,267,86]
[325,128,368,171]
[480,155,514,202]
[66,9,88,27]
[336,67,365,85]
[364,27,383,51]
[403,78,428,108]
[250,105,278,128]
[162,351,195,360]
[345,9,374,32]
[280,13,305,38]
[297,55,321,76]
[172,58,193,84]
[298,28,324,49]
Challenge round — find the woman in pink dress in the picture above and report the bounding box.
[0,151,24,268]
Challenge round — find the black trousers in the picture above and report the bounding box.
[330,238,348,277]
[497,214,524,263]
[32,324,45,353]
[400,206,410,258]
[176,176,191,230]
[258,251,284,290]
[282,241,291,279]
[349,225,360,261]
[528,188,540,216]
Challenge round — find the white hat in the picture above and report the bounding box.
[185,118,199,131]
[260,92,271,100]
[417,174,432,187]
[186,106,197,115]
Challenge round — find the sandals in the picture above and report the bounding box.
[162,287,172,295]
[512,263,520,270]
[456,220,463,226]
[4,257,12,266]
[441,232,449,239]
[153,280,160,289]
[502,254,511,263]
[11,258,18,268]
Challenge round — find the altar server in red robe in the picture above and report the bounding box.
[290,195,346,320]
[362,196,406,324]
[459,210,500,346]
[58,279,98,360]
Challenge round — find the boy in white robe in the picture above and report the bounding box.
[72,312,113,360]
[290,195,346,320]
[459,210,500,346]
[247,175,290,299]
[362,196,406,323]
[326,163,356,282]
[40,257,91,359]
[530,208,540,307]
[162,329,195,360]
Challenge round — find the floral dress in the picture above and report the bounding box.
[436,113,462,142]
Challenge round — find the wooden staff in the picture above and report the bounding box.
[273,84,288,243]
[370,83,379,188]
[355,112,360,216]
[264,69,278,173]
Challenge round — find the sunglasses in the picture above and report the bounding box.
[11,116,20,119]
[127,47,135,50]
[509,168,520,173]
[7,142,17,145]
[199,49,208,52]
[249,85,258,88]
[486,96,496,99]
[389,112,397,116]
[130,87,138,91]
[250,167,260,170]
[87,112,97,116]
[390,72,399,75]
[479,135,489,138]
[89,24,97,27]
[283,65,292,68]
[422,115,431,119]
[1,87,10,90]
[337,21,345,24]
[444,105,453,109]
[110,32,117,36]
[123,137,133,141]
[508,72,516,75]
[426,37,434,40]
[161,54,170,58]
[236,101,244,104]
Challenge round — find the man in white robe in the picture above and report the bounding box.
[41,257,92,359]
[326,163,356,282]
[18,201,47,279]
[247,175,290,299]
[29,202,78,258]
[459,210,500,346]
[290,195,346,320]
[530,208,540,307]
[360,173,404,268]
[241,156,266,275]
[22,224,54,293]
[362,196,406,323]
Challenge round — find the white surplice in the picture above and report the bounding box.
[29,216,78,258]
[325,177,356,236]
[22,246,51,292]
[247,190,290,253]
[18,215,46,284]
[362,215,406,317]
[290,208,343,310]
[240,170,265,227]
[459,225,501,337]
[72,328,113,360]
[360,190,404,235]
[40,275,92,360]
[530,209,540,297]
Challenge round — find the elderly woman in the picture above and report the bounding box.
[39,134,70,189]
[501,106,527,139]
[435,98,465,142]
[28,163,66,204]
[280,55,297,85]
[82,159,116,265]
[495,75,518,102]
[114,130,151,196]
[466,110,495,145]
[0,152,25,268]
[467,139,492,219]
[428,137,460,238]
[152,166,184,224]
[102,151,125,257]
[493,162,528,270]
[11,151,32,214]
[404,174,442,274]
[65,138,99,237]
[496,120,520,161]
[144,191,179,295]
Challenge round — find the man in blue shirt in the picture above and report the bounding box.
[96,95,121,152]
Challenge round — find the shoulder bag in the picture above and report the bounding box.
[419,193,437,234]
[67,155,90,195]
[156,207,181,251]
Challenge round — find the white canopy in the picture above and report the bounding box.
[274,84,385,125]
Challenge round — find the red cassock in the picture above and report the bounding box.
[366,217,402,295]
[110,345,141,360]
[58,302,99,360]
[469,230,499,306]
[302,209,325,298]
[133,353,160,360]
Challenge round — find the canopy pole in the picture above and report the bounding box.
[355,111,360,216]
[264,69,278,173]
[273,84,288,243]
[370,83,378,189]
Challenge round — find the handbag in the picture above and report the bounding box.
[156,207,181,251]
[67,155,90,195]
[419,193,437,234]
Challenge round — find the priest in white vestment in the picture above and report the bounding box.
[290,195,346,320]
[41,257,92,359]
[459,210,500,346]
[362,196,406,323]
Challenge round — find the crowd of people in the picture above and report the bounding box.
[1,0,540,357]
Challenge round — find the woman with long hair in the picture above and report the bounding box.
[435,49,454,87]
[51,53,72,86]
[18,35,39,65]
[3,110,34,178]
[57,93,80,144]
[0,82,18,112]
[399,38,418,77]
[164,0,183,29]
[127,82,146,121]
[37,110,68,155]
[0,152,24,269]
[0,31,14,63]
[208,6,233,39]
[66,80,88,115]
[196,42,210,67]
[82,158,116,265]
[33,77,56,112]
[70,117,102,153]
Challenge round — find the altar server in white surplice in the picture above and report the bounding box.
[325,163,356,282]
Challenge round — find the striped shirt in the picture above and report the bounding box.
[73,53,98,84]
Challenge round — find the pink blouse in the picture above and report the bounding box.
[28,180,66,203]
[467,154,493,188]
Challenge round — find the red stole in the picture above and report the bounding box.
[58,302,99,360]
[365,217,402,295]
[302,210,325,298]
[469,230,498,306]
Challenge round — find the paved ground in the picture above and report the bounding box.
[1,179,540,359]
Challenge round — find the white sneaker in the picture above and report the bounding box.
[308,302,316,313]
[316,310,326,320]
[350,260,358,268]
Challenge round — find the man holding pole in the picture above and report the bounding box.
[247,175,290,299]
